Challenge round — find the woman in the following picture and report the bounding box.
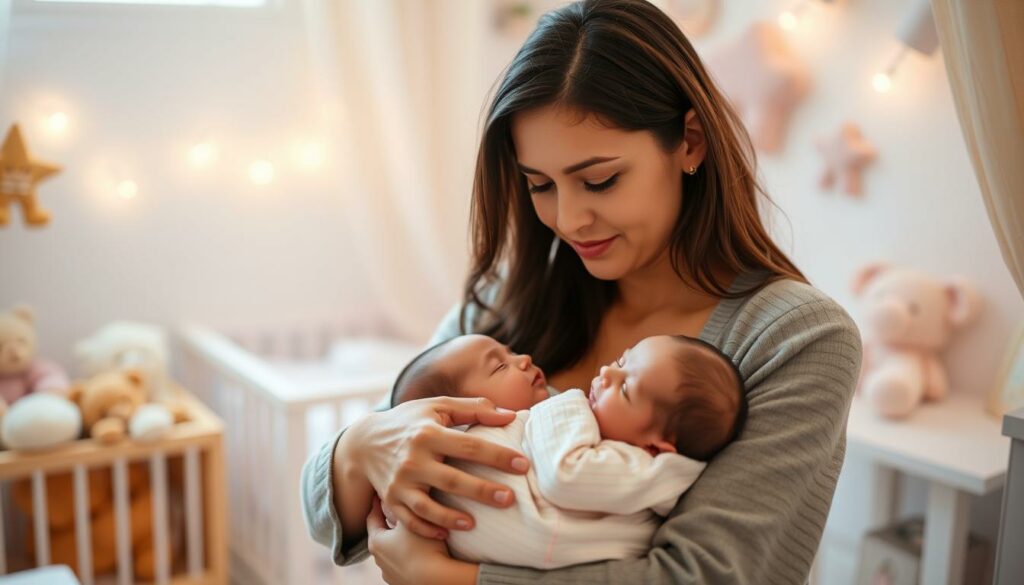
[302,0,862,583]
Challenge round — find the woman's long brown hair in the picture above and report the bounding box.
[463,0,807,375]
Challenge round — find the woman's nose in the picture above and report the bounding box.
[556,189,594,235]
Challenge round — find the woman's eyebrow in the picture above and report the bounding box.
[517,156,620,176]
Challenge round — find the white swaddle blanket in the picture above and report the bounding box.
[437,389,706,569]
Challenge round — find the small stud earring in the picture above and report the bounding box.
[687,165,698,175]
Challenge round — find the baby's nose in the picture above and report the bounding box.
[517,354,533,369]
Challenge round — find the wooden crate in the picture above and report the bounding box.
[0,387,227,585]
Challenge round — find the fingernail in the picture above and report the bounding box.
[511,457,529,472]
[496,407,514,414]
[494,490,511,504]
[455,519,471,530]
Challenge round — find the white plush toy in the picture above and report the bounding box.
[75,322,170,400]
[1,393,82,451]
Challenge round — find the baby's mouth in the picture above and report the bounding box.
[532,370,546,388]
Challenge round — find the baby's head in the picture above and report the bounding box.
[587,335,746,462]
[390,334,549,411]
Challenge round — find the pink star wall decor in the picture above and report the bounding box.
[816,122,878,197]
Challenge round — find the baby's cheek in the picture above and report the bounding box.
[532,388,550,405]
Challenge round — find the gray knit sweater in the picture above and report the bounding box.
[300,271,862,584]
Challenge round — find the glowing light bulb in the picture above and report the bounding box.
[117,180,138,200]
[188,142,218,168]
[872,72,892,93]
[778,11,799,31]
[46,112,69,135]
[295,141,325,169]
[249,160,275,185]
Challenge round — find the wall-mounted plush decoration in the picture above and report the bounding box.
[664,0,719,38]
[707,22,812,154]
[0,123,61,228]
[816,122,877,197]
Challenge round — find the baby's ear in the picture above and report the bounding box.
[646,440,677,457]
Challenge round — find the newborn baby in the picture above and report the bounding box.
[390,334,746,569]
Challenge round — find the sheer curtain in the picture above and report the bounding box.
[931,0,1024,299]
[301,0,489,339]
[0,0,11,88]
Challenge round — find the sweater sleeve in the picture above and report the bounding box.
[478,296,862,585]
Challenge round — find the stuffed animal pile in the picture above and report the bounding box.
[0,305,191,579]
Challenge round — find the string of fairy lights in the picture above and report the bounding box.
[32,106,327,201]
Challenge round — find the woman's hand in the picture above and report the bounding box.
[367,497,478,585]
[349,396,530,538]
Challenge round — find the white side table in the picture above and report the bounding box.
[994,406,1024,584]
[846,393,1010,585]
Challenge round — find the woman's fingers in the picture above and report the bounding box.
[405,489,476,531]
[434,396,518,428]
[427,424,530,474]
[389,500,448,540]
[366,497,387,539]
[423,459,516,509]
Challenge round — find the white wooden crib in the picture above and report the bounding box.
[176,320,420,585]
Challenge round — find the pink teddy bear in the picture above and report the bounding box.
[851,263,981,419]
[0,305,70,413]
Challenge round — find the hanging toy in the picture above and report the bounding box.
[0,123,61,227]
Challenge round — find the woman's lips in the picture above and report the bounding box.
[570,236,617,259]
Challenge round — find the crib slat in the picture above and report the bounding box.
[113,459,132,585]
[151,453,170,585]
[74,465,94,585]
[185,446,205,577]
[32,470,50,567]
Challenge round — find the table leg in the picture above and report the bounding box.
[921,482,970,585]
[870,464,899,528]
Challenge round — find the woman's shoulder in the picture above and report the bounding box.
[708,274,861,370]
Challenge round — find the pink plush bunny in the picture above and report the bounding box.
[851,263,981,419]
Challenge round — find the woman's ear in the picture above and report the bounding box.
[677,108,708,169]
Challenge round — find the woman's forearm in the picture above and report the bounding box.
[333,421,375,546]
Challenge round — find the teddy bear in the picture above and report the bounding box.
[0,304,70,411]
[851,262,982,419]
[75,321,171,401]
[67,368,186,444]
[0,305,80,450]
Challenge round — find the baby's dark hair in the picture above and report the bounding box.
[664,336,747,462]
[389,338,462,408]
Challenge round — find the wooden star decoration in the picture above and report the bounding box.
[816,122,877,197]
[707,21,812,154]
[0,123,61,227]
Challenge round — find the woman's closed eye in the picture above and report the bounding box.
[527,173,619,194]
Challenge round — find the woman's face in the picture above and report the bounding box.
[511,104,692,281]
